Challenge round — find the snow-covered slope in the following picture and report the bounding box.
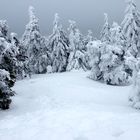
[0,71,140,140]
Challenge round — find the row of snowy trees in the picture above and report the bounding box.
[88,14,130,85]
[1,0,140,110]
[21,7,91,76]
[0,6,93,109]
[87,0,140,109]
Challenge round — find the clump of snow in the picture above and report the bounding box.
[0,69,10,81]
[47,65,52,73]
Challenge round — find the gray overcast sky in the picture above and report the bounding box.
[0,0,140,38]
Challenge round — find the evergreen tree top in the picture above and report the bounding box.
[122,0,140,44]
[68,20,77,33]
[22,6,40,43]
[100,13,111,42]
[53,13,61,34]
[126,1,136,13]
[124,0,140,17]
[0,20,8,38]
[29,6,38,23]
[104,13,109,26]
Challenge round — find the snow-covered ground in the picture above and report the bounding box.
[0,71,140,140]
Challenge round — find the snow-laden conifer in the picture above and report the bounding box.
[67,20,88,71]
[48,13,69,72]
[122,0,140,57]
[100,13,111,43]
[22,6,48,75]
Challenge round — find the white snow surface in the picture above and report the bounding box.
[0,71,140,140]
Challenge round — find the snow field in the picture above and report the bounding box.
[0,71,140,140]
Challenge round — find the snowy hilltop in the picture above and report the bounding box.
[1,0,140,139]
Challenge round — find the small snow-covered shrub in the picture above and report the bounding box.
[47,65,52,73]
[88,41,131,85]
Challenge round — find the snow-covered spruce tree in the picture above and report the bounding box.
[0,69,14,110]
[100,13,111,43]
[110,22,127,47]
[22,6,48,75]
[122,0,140,58]
[0,38,17,87]
[0,28,16,109]
[0,21,17,86]
[0,20,8,39]
[48,13,69,73]
[109,22,134,77]
[66,20,88,71]
[10,33,27,79]
[35,36,51,74]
